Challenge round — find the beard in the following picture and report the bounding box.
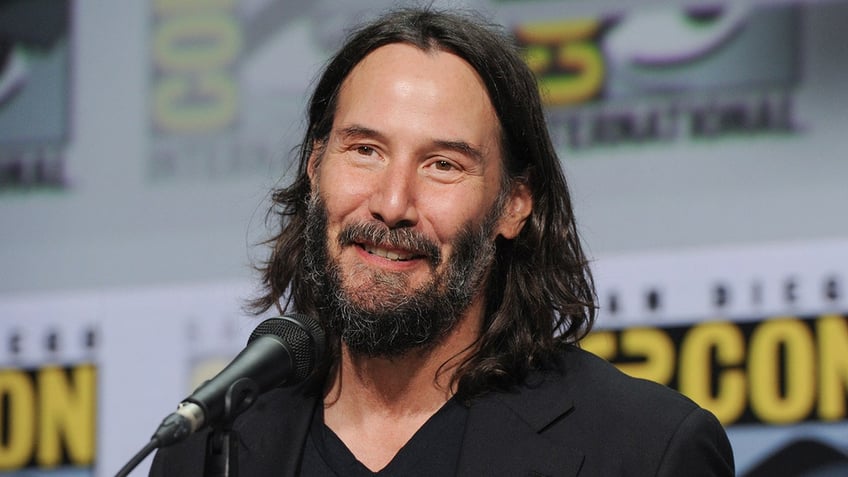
[303,193,503,358]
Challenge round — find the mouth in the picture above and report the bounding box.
[360,243,421,262]
[338,222,441,266]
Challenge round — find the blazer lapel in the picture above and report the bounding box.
[457,370,584,477]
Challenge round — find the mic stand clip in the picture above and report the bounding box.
[203,377,259,477]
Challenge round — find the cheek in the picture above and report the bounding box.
[318,167,372,221]
[419,191,489,247]
[426,180,494,226]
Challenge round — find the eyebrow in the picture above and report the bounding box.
[335,124,486,163]
[337,125,384,142]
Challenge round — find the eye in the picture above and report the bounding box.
[354,145,376,156]
[433,160,455,171]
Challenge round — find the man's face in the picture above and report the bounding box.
[305,43,530,356]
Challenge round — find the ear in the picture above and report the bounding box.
[496,182,532,240]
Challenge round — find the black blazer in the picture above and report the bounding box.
[150,346,734,476]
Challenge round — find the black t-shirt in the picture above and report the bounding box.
[299,398,469,476]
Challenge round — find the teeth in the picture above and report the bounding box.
[364,245,414,261]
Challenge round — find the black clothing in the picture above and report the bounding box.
[301,397,467,476]
[150,346,735,476]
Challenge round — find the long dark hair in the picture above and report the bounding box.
[250,8,596,400]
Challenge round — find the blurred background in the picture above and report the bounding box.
[1,0,846,475]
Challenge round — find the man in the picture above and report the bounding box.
[151,8,734,476]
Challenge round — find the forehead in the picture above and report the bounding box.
[333,43,502,159]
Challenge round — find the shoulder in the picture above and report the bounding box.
[544,345,735,475]
[557,345,700,421]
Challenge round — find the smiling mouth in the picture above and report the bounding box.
[339,222,440,266]
[361,244,420,262]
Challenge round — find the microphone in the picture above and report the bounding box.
[151,314,326,448]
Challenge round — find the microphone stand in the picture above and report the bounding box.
[202,378,259,477]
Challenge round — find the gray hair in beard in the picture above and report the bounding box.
[302,192,505,358]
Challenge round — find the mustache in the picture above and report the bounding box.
[338,222,442,267]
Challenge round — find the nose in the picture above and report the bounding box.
[368,162,419,228]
